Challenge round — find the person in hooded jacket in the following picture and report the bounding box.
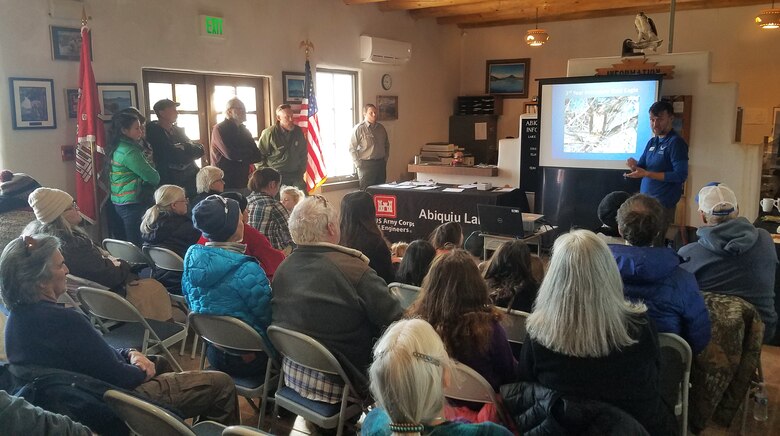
[182,195,274,376]
[610,194,711,354]
[141,185,201,294]
[679,184,778,342]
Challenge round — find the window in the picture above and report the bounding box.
[142,70,270,166]
[316,69,358,181]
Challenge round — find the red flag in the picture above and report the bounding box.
[74,26,106,223]
[301,60,327,192]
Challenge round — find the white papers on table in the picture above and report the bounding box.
[496,187,515,192]
[457,184,478,189]
[442,188,464,193]
[376,183,414,189]
[413,186,438,190]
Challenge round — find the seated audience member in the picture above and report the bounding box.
[362,319,512,436]
[191,165,225,208]
[679,183,778,342]
[183,195,274,377]
[246,168,294,252]
[483,240,542,313]
[198,192,285,281]
[408,249,516,397]
[0,390,93,435]
[430,222,463,256]
[596,191,630,245]
[390,241,408,264]
[395,240,436,287]
[0,171,40,252]
[271,195,403,399]
[141,185,201,294]
[612,194,711,354]
[280,185,304,213]
[339,191,395,284]
[519,229,676,436]
[25,188,171,321]
[1,234,239,425]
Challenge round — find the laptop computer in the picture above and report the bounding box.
[477,204,525,238]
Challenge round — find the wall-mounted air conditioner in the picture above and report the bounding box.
[360,35,411,65]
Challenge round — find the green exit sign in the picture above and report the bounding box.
[200,15,225,38]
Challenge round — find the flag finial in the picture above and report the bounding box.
[81,6,88,27]
[299,40,314,60]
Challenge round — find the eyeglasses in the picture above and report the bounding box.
[412,351,441,367]
[173,198,189,206]
[66,201,80,212]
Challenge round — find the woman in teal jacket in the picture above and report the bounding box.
[183,195,274,377]
[109,112,159,245]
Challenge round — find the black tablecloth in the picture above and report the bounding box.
[366,184,529,243]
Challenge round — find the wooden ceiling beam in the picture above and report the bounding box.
[343,0,387,5]
[378,0,489,12]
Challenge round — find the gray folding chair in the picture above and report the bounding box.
[77,286,186,372]
[658,332,691,436]
[222,426,273,435]
[266,325,363,436]
[103,238,152,267]
[104,389,226,436]
[497,307,530,345]
[144,245,199,357]
[188,313,279,425]
[444,361,511,428]
[387,282,421,310]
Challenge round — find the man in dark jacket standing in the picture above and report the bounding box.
[145,99,204,198]
[679,183,778,342]
[257,104,308,192]
[210,98,262,190]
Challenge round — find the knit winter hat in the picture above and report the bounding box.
[698,184,737,216]
[28,187,74,224]
[0,171,41,199]
[597,191,631,230]
[192,195,240,242]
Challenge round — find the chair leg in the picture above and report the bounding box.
[162,344,184,372]
[179,318,190,356]
[190,333,199,359]
[335,386,350,436]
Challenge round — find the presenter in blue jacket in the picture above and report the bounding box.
[625,100,688,244]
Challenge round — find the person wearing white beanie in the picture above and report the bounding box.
[23,188,172,321]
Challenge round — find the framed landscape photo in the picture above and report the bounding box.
[9,78,56,130]
[376,95,398,121]
[486,58,530,98]
[65,88,79,118]
[97,83,138,119]
[282,71,305,103]
[50,26,92,61]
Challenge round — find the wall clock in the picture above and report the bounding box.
[381,74,393,91]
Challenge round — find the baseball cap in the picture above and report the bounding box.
[153,99,180,113]
[697,184,737,216]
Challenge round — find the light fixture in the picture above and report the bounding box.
[756,1,780,29]
[526,7,549,46]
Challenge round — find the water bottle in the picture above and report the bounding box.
[754,384,769,421]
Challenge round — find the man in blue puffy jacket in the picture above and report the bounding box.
[610,193,711,354]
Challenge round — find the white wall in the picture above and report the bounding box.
[0,0,461,194]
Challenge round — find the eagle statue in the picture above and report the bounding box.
[622,12,663,56]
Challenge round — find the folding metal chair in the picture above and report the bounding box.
[77,286,186,372]
[144,245,199,357]
[497,307,530,345]
[103,238,152,267]
[387,282,421,310]
[266,325,363,436]
[222,426,273,435]
[104,389,226,436]
[659,332,692,436]
[444,361,512,428]
[188,313,278,426]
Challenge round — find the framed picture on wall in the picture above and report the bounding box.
[773,107,780,154]
[96,83,138,119]
[485,58,530,98]
[65,88,79,118]
[376,95,398,121]
[8,77,56,130]
[282,71,305,103]
[50,26,92,61]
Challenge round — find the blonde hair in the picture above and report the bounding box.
[526,229,646,358]
[280,185,304,205]
[195,166,224,194]
[140,185,186,234]
[288,195,338,244]
[369,319,450,436]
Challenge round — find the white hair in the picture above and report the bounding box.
[369,319,450,436]
[225,97,245,115]
[288,195,338,244]
[703,208,739,225]
[140,185,185,234]
[195,166,224,194]
[526,229,646,358]
[280,185,304,204]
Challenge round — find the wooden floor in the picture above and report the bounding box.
[175,343,780,435]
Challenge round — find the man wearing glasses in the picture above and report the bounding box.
[209,98,262,191]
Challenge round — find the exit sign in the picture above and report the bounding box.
[200,15,225,38]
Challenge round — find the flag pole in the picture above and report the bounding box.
[82,7,100,237]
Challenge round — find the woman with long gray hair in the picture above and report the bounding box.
[518,229,676,436]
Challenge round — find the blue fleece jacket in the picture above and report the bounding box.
[610,244,711,354]
[678,217,778,341]
[182,244,274,353]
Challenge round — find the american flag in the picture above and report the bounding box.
[295,60,327,192]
